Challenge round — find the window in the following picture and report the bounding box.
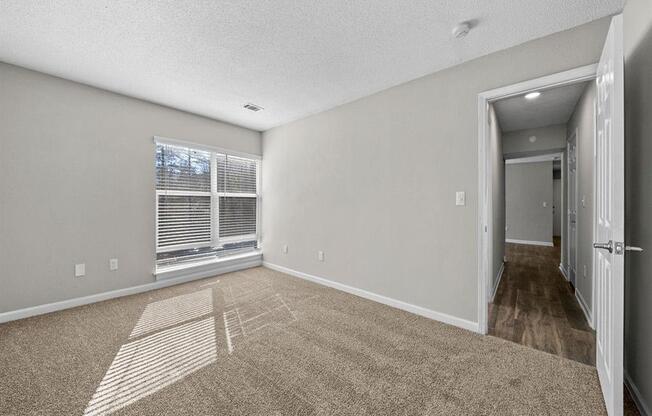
[155,140,260,268]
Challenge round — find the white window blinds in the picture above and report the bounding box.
[155,141,259,265]
[216,154,258,239]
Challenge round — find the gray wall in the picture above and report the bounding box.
[566,82,597,314]
[505,162,554,244]
[262,18,610,323]
[0,62,261,313]
[489,104,506,288]
[502,124,567,157]
[624,0,652,412]
[553,178,562,236]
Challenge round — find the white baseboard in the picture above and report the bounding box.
[490,262,505,303]
[0,256,262,324]
[559,263,569,281]
[505,238,554,247]
[625,371,651,416]
[575,289,594,330]
[262,261,479,333]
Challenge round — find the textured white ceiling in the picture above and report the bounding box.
[0,1,622,131]
[494,81,590,132]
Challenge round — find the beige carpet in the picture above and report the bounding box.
[0,267,606,415]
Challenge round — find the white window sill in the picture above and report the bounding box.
[154,250,262,281]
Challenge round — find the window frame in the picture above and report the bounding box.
[154,136,261,256]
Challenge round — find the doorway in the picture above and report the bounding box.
[488,78,596,365]
[477,63,597,334]
[478,16,625,413]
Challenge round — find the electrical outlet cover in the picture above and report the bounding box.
[75,263,85,277]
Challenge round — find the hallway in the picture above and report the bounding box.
[488,239,596,365]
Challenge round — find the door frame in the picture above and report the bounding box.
[476,64,597,335]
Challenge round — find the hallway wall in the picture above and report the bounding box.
[566,81,597,319]
[502,124,567,157]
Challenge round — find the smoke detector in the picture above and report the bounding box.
[452,22,471,39]
[243,103,264,112]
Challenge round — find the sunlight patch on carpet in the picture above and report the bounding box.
[83,317,217,416]
[129,289,213,339]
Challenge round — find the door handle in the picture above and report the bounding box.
[593,240,613,253]
[625,246,644,252]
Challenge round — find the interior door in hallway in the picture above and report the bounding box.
[553,178,562,236]
[593,15,625,416]
[568,133,578,286]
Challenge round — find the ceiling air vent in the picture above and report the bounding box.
[243,103,264,112]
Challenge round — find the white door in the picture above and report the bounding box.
[553,178,561,236]
[593,15,624,416]
[568,134,578,286]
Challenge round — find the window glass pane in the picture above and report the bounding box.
[219,196,256,237]
[217,155,257,194]
[156,144,211,192]
[157,195,212,248]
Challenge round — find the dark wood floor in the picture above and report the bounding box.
[489,238,641,415]
[489,237,596,365]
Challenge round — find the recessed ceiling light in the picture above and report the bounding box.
[525,91,541,100]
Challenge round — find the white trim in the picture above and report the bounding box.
[477,63,598,335]
[575,289,594,330]
[559,263,570,281]
[263,262,480,333]
[0,255,261,324]
[154,135,262,160]
[477,97,490,335]
[505,152,563,164]
[155,250,262,280]
[560,154,566,273]
[625,372,651,416]
[479,64,598,102]
[505,239,554,247]
[590,85,598,335]
[490,262,505,303]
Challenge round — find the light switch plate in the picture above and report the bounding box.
[109,258,119,271]
[282,244,288,254]
[75,263,85,277]
[456,191,466,206]
[318,251,324,262]
[543,201,548,207]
